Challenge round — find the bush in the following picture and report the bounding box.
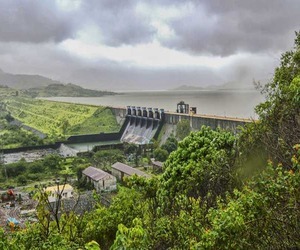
[17,175,27,185]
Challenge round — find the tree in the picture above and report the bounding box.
[161,136,178,154]
[92,149,125,171]
[251,31,300,167]
[124,143,138,155]
[4,160,26,178]
[153,148,169,162]
[176,119,191,140]
[192,146,300,249]
[111,218,149,250]
[159,126,236,211]
[60,119,70,135]
[76,165,86,181]
[84,187,145,249]
[124,143,140,167]
[29,161,46,174]
[17,175,27,185]
[43,154,62,172]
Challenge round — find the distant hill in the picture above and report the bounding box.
[0,68,60,89]
[0,69,115,97]
[172,85,205,91]
[172,82,255,91]
[25,83,115,97]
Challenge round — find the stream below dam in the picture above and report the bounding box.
[3,141,120,164]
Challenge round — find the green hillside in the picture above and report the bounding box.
[4,97,120,138]
[26,83,115,97]
[0,85,19,97]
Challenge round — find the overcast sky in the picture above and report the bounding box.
[0,0,299,90]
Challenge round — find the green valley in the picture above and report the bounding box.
[4,97,120,139]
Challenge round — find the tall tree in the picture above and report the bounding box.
[176,119,191,140]
[159,126,236,212]
[253,31,300,167]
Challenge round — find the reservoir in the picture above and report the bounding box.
[44,89,264,119]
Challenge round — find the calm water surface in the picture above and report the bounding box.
[45,90,264,119]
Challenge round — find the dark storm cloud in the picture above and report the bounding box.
[80,0,155,46]
[1,0,298,55]
[165,0,300,55]
[0,41,222,90]
[0,0,297,90]
[0,1,76,43]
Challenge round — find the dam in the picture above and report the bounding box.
[66,104,251,147]
[110,103,253,140]
[120,106,165,144]
[2,104,253,163]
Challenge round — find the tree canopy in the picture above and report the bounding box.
[176,119,191,140]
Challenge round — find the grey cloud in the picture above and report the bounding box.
[0,0,298,55]
[0,1,76,43]
[217,53,280,87]
[164,0,300,55]
[0,41,222,90]
[80,0,155,46]
[0,0,296,91]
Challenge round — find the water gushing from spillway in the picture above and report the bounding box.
[120,106,164,145]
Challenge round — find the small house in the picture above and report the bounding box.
[111,162,150,181]
[45,184,74,203]
[82,166,117,192]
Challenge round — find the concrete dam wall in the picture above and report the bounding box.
[120,106,165,144]
[110,107,252,135]
[164,112,251,131]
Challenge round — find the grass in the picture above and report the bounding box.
[4,97,121,137]
[0,127,43,149]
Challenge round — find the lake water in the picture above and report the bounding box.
[44,89,264,119]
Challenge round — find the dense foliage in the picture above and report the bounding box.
[239,31,300,169]
[176,119,191,140]
[160,126,236,210]
[0,155,88,186]
[161,135,178,154]
[1,145,299,249]
[153,135,178,162]
[0,125,43,149]
[92,149,126,171]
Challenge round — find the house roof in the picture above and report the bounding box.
[45,184,73,193]
[111,162,150,178]
[82,166,113,181]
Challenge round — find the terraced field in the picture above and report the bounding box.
[4,97,120,137]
